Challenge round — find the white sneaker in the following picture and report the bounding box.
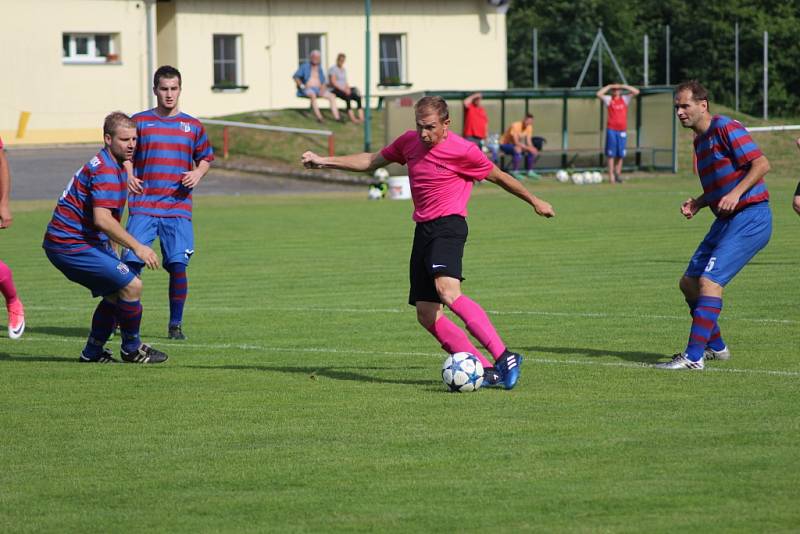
[704,346,731,360]
[654,353,704,370]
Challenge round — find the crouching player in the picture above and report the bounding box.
[43,112,168,364]
[302,96,555,389]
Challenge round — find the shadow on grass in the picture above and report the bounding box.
[521,345,664,364]
[0,352,76,363]
[24,325,88,338]
[187,363,439,387]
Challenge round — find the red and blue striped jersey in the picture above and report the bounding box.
[43,148,128,253]
[128,110,214,219]
[694,115,768,217]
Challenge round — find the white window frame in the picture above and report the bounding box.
[297,33,327,67]
[62,33,118,64]
[212,34,244,90]
[378,33,408,86]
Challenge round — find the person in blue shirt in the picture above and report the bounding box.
[293,50,341,122]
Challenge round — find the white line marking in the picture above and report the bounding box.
[14,337,800,377]
[22,305,799,325]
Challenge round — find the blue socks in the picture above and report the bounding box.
[167,263,187,327]
[685,296,723,362]
[116,298,143,354]
[83,299,117,357]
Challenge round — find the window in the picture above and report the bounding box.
[379,34,407,86]
[298,33,326,66]
[213,34,244,89]
[62,33,119,63]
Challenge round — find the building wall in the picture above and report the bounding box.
[0,0,506,143]
[0,0,149,144]
[172,0,507,117]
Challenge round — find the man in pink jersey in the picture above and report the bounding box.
[0,135,25,339]
[301,96,555,389]
[596,83,640,184]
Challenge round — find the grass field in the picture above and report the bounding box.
[2,128,800,531]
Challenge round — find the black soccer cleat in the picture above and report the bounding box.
[482,367,504,388]
[120,343,169,364]
[79,347,119,364]
[167,324,186,340]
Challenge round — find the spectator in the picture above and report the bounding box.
[499,113,539,179]
[596,83,640,184]
[463,92,497,163]
[328,53,364,124]
[293,50,340,122]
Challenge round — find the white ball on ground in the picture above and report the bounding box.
[441,352,484,392]
[555,169,569,183]
[571,172,585,185]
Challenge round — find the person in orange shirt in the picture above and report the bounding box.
[499,113,538,179]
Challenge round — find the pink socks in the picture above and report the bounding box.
[427,315,493,368]
[0,261,19,306]
[449,295,506,359]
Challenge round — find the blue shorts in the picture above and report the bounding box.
[123,215,194,268]
[684,203,772,287]
[46,244,135,298]
[605,129,628,158]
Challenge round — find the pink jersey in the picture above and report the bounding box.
[380,131,493,222]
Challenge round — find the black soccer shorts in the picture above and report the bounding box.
[408,215,468,305]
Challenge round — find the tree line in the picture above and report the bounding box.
[506,0,800,118]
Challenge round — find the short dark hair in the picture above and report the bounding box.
[675,80,709,103]
[415,96,449,122]
[153,65,182,88]
[525,113,534,119]
[103,111,136,138]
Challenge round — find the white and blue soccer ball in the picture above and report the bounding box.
[373,167,390,181]
[571,172,585,185]
[555,169,570,183]
[442,352,484,392]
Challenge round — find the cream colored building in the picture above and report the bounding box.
[0,0,507,144]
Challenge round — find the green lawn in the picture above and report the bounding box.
[2,161,799,531]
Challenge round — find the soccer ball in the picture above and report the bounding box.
[373,167,390,181]
[555,169,569,183]
[571,172,585,185]
[592,171,603,183]
[441,352,484,392]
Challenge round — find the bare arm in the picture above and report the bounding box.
[463,92,481,107]
[0,148,12,228]
[182,159,211,188]
[621,84,640,96]
[716,155,770,215]
[301,151,389,173]
[485,165,554,217]
[596,84,615,98]
[93,207,159,269]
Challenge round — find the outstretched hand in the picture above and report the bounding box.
[301,151,324,169]
[533,199,555,218]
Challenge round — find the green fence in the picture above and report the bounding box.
[384,87,677,173]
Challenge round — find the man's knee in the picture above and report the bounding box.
[118,276,142,300]
[679,275,698,298]
[698,276,723,296]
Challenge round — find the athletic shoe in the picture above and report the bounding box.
[614,176,624,184]
[511,171,526,180]
[168,324,186,340]
[7,299,24,339]
[654,353,704,370]
[79,347,119,364]
[482,367,504,388]
[495,351,524,389]
[120,343,168,364]
[704,345,731,361]
[526,170,541,179]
